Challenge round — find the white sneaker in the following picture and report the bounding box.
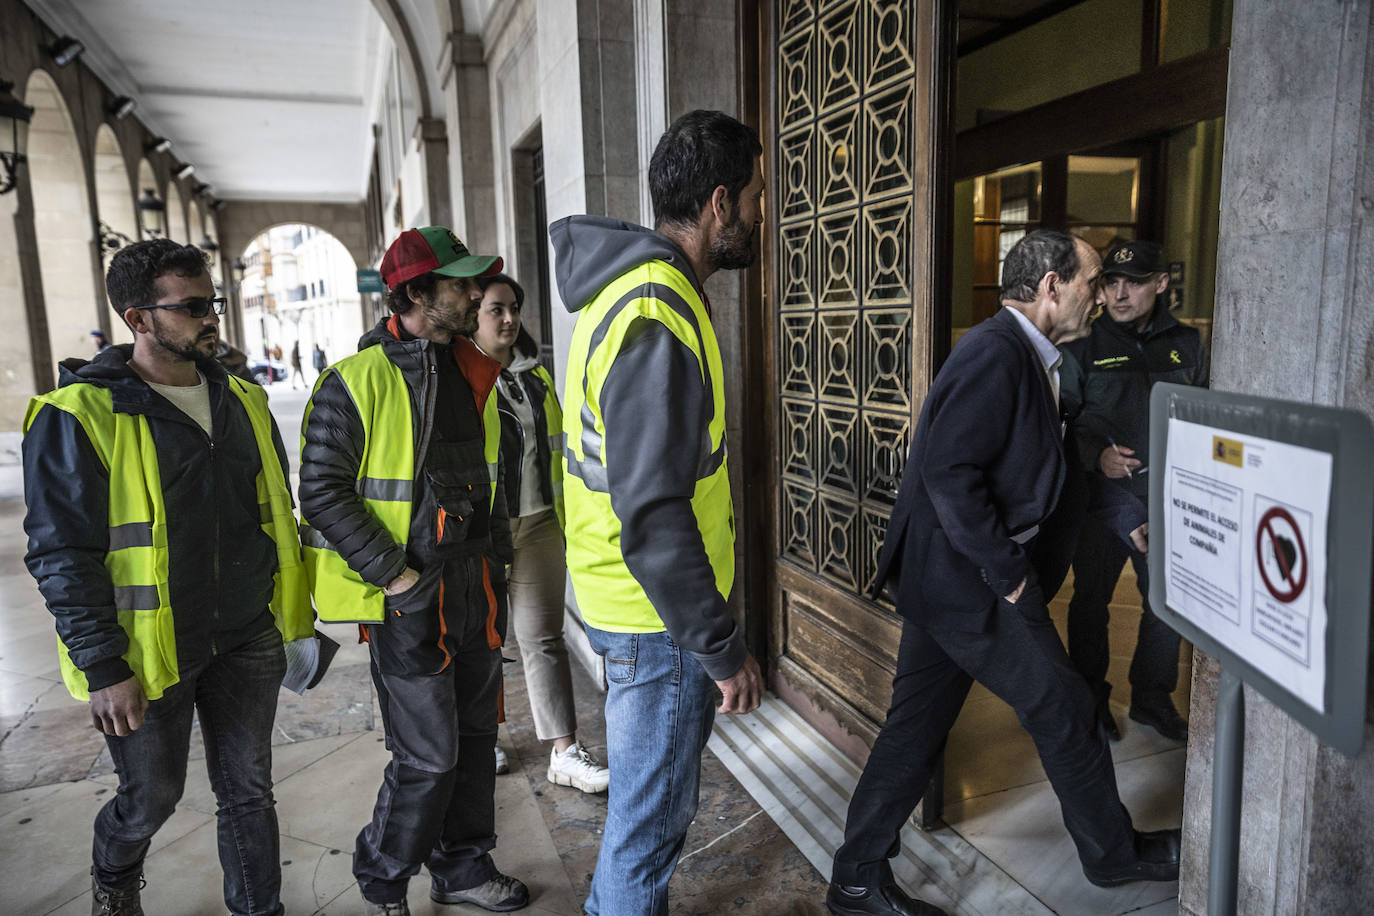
[494,745,509,774]
[547,741,609,793]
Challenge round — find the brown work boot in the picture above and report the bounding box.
[91,875,145,915]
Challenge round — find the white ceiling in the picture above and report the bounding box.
[28,0,387,202]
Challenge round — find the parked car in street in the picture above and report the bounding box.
[248,358,288,386]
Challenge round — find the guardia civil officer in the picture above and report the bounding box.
[1059,239,1209,742]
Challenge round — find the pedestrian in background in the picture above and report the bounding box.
[289,339,305,388]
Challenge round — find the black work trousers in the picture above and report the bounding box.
[1066,515,1180,704]
[831,580,1136,887]
[354,556,504,904]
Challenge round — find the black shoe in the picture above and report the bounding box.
[826,882,947,915]
[1097,696,1121,742]
[1129,698,1189,741]
[91,875,145,916]
[1083,828,1181,887]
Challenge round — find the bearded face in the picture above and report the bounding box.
[708,207,758,272]
[142,294,219,362]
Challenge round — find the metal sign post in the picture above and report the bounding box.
[1148,385,1374,915]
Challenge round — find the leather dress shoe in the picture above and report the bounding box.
[826,882,947,915]
[1129,699,1189,741]
[1083,827,1181,887]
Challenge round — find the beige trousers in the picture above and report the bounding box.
[507,507,577,740]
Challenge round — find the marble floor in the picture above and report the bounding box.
[0,389,1188,914]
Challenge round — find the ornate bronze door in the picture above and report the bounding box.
[762,0,952,753]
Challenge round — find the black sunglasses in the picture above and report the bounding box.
[135,297,228,319]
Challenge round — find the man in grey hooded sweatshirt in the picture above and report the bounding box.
[550,109,766,915]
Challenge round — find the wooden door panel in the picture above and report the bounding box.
[764,0,950,755]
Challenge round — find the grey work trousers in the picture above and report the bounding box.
[507,507,585,741]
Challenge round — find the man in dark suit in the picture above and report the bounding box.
[826,231,1181,916]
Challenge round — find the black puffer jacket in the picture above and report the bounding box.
[298,317,511,603]
[23,345,288,692]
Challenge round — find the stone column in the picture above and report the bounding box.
[414,117,453,233]
[1180,1,1374,912]
[439,30,498,252]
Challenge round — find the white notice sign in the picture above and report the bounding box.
[1164,419,1332,711]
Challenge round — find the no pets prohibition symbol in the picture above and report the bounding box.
[1256,505,1307,603]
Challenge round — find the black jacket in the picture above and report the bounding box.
[1060,305,1209,499]
[23,345,288,691]
[873,309,1146,631]
[298,317,511,613]
[489,330,557,519]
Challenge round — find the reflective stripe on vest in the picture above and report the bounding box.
[530,364,566,530]
[560,260,734,634]
[301,345,501,622]
[24,377,313,703]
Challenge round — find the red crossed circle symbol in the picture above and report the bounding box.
[1256,505,1307,603]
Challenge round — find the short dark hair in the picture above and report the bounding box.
[1000,229,1081,303]
[477,273,525,308]
[106,239,210,315]
[649,109,762,229]
[386,271,438,315]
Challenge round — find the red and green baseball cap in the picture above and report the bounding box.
[380,226,503,290]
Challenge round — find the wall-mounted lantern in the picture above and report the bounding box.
[0,80,35,196]
[137,187,165,238]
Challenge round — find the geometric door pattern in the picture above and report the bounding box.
[776,0,913,598]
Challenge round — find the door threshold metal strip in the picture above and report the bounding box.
[708,696,1052,916]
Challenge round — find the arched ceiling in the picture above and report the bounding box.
[27,0,401,202]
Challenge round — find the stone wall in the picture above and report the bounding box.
[1180,0,1374,911]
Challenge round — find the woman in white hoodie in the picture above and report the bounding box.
[472,273,610,794]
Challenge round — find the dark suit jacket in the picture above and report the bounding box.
[874,308,1145,631]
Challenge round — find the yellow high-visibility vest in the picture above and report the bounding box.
[24,376,313,702]
[561,260,733,633]
[300,342,501,622]
[529,363,566,530]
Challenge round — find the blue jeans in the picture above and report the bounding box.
[93,623,287,916]
[583,626,716,916]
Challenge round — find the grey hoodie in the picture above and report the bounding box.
[550,215,746,681]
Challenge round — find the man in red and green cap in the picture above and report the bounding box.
[299,227,529,915]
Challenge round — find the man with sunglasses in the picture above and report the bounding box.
[22,238,313,915]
